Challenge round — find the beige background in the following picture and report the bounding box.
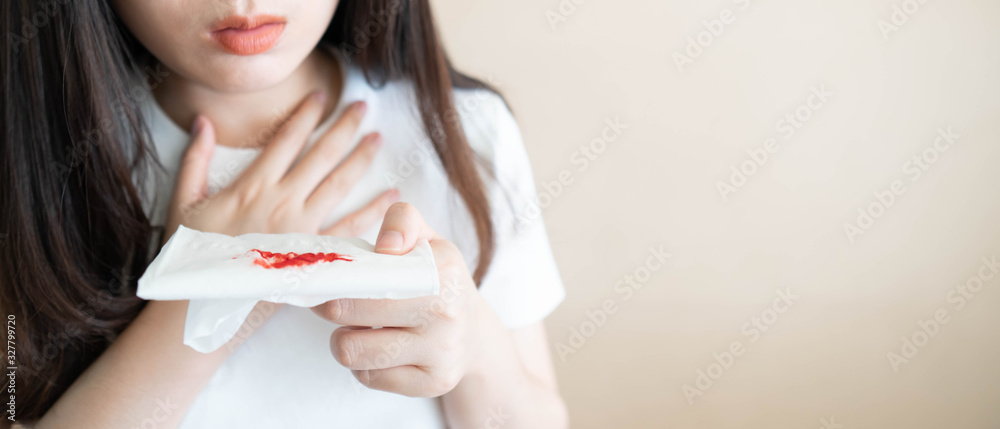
[435,0,1000,428]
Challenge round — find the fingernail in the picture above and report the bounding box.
[375,231,403,252]
[190,116,204,136]
[387,189,400,202]
[354,101,367,114]
[314,91,326,105]
[368,133,383,147]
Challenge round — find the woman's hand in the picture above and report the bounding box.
[165,92,398,242]
[164,91,400,363]
[311,202,501,397]
[312,203,569,428]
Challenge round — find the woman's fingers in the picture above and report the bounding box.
[329,326,424,370]
[172,115,216,208]
[374,202,441,255]
[235,92,326,186]
[333,327,459,397]
[304,132,383,215]
[352,366,457,398]
[321,189,399,237]
[312,295,440,328]
[281,101,368,194]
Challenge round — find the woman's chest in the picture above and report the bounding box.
[146,111,481,271]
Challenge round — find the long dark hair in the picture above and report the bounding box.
[2,0,496,420]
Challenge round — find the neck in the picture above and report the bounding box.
[154,49,341,148]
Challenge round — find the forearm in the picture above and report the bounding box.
[442,316,568,429]
[443,368,568,429]
[37,300,232,428]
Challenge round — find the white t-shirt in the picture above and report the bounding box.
[139,49,565,428]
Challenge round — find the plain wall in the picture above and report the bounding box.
[435,1,1000,427]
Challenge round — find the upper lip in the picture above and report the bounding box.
[210,14,286,32]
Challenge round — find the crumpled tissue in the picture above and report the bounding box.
[137,225,439,353]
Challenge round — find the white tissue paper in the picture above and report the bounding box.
[137,225,440,353]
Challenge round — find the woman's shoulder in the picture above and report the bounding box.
[368,77,523,165]
[451,87,522,165]
[333,53,527,175]
[335,65,518,160]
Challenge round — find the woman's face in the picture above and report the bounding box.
[113,0,339,92]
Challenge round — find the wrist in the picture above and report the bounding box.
[461,297,526,391]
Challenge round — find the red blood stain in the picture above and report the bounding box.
[248,249,352,269]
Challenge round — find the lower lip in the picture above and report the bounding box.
[211,22,285,56]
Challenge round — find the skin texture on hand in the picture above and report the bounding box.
[312,203,569,428]
[165,93,397,242]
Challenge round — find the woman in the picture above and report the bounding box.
[1,0,567,427]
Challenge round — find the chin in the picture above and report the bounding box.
[194,57,300,93]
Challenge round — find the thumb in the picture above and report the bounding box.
[373,202,440,255]
[173,115,216,207]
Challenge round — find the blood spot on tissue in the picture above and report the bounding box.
[244,249,353,269]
